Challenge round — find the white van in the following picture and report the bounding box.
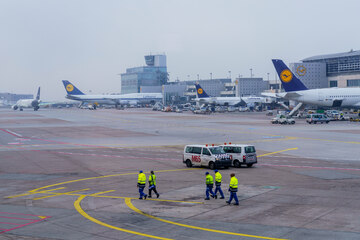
[219,144,257,168]
[183,145,232,169]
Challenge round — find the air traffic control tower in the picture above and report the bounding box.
[120,54,168,94]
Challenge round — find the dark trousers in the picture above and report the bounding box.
[214,183,224,198]
[206,185,215,198]
[139,187,146,199]
[148,185,159,196]
[228,191,239,204]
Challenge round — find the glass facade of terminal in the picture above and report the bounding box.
[304,55,360,76]
[121,66,167,94]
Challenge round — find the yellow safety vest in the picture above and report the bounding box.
[206,174,214,185]
[148,174,156,186]
[229,176,238,189]
[215,172,222,183]
[138,173,146,185]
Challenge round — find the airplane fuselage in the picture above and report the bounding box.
[66,93,163,105]
[278,88,360,107]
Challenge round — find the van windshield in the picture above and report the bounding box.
[245,146,256,153]
[209,147,225,155]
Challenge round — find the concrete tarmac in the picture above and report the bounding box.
[0,108,360,240]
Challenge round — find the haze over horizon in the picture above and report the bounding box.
[1,0,359,100]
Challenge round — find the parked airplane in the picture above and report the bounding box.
[194,83,266,106]
[62,80,163,108]
[12,87,41,111]
[264,59,360,108]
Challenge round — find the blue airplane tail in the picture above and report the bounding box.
[195,83,209,98]
[36,87,41,100]
[272,59,308,92]
[62,80,85,95]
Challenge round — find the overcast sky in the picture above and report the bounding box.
[1,0,359,100]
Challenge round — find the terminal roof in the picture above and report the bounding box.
[302,49,360,62]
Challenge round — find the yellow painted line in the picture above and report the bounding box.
[125,198,288,240]
[257,148,298,158]
[6,192,34,199]
[74,195,173,240]
[38,216,47,219]
[29,189,203,204]
[32,188,90,200]
[89,190,115,196]
[29,168,199,194]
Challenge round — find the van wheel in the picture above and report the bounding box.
[247,163,253,168]
[233,160,241,168]
[209,162,215,170]
[314,121,317,124]
[326,121,329,124]
[185,160,192,168]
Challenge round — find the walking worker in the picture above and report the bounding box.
[137,170,147,200]
[205,172,215,200]
[226,173,239,205]
[148,170,160,198]
[214,170,224,199]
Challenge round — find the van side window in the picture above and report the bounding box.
[223,146,232,153]
[233,147,242,153]
[202,148,211,156]
[192,147,202,154]
[185,147,193,153]
[245,146,256,153]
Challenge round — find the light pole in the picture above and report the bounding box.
[210,73,212,80]
[250,68,253,78]
[197,74,199,80]
[267,72,270,81]
[228,71,231,80]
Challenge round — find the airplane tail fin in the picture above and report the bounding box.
[36,87,41,100]
[62,80,85,95]
[272,59,308,92]
[195,83,209,98]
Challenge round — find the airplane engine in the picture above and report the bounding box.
[12,105,18,110]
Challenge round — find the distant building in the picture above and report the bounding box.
[162,78,231,105]
[289,62,327,89]
[236,78,268,97]
[302,49,360,88]
[0,93,33,105]
[121,54,168,94]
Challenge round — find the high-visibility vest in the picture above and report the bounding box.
[215,172,222,183]
[138,173,146,185]
[148,174,156,186]
[206,174,214,185]
[229,176,238,189]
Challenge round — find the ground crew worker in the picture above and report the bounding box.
[226,173,239,205]
[148,170,160,198]
[205,172,215,200]
[137,170,147,200]
[214,170,224,199]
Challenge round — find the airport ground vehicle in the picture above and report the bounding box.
[271,114,295,124]
[220,144,257,168]
[306,114,330,124]
[183,145,232,169]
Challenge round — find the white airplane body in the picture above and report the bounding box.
[265,59,360,108]
[62,80,163,107]
[12,87,41,111]
[194,84,265,106]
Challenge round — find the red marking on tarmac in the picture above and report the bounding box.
[0,212,51,234]
[258,163,360,172]
[0,128,107,148]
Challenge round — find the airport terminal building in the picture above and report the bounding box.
[120,54,168,94]
[299,49,360,88]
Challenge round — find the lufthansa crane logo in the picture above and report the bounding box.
[197,88,203,94]
[66,84,74,92]
[280,69,293,83]
[296,65,306,76]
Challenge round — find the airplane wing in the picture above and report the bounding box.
[283,92,303,98]
[261,92,277,98]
